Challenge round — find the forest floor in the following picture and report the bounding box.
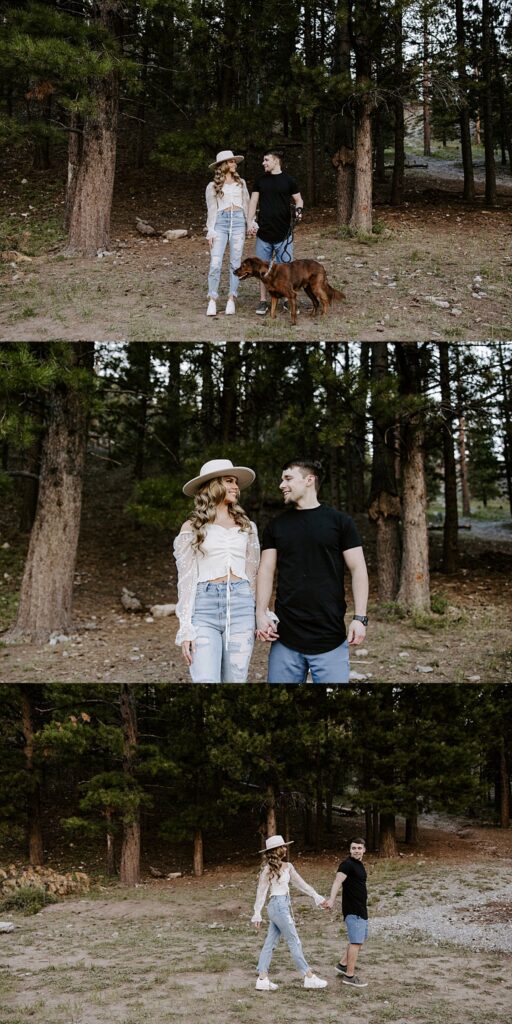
[1,818,511,1024]
[1,467,511,684]
[0,156,511,343]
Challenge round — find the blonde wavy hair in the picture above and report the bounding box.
[189,477,251,551]
[213,160,243,198]
[263,846,287,883]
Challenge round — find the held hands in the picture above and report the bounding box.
[348,619,366,646]
[181,640,195,666]
[256,612,279,643]
[321,898,334,910]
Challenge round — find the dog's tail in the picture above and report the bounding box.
[326,283,345,304]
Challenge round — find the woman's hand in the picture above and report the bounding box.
[181,640,195,666]
[253,921,261,930]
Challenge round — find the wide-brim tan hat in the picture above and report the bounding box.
[259,834,294,853]
[209,149,244,169]
[183,458,255,497]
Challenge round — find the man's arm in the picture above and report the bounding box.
[255,548,279,640]
[343,545,369,646]
[324,870,346,909]
[247,190,260,235]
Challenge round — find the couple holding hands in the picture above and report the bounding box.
[252,833,369,992]
[205,148,303,317]
[173,457,369,684]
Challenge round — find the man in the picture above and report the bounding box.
[256,459,369,684]
[324,837,369,989]
[247,151,304,314]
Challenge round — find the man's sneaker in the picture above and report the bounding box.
[255,301,269,315]
[342,975,367,988]
[304,974,328,989]
[335,963,347,975]
[255,977,278,991]
[206,299,217,316]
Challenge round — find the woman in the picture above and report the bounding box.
[252,834,328,991]
[173,458,259,683]
[205,149,250,317]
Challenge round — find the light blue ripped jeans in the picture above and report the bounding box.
[190,580,255,683]
[207,208,246,299]
[257,895,310,975]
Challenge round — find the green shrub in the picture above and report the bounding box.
[0,885,58,915]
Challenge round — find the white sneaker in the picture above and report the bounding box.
[206,299,217,316]
[256,978,278,991]
[225,297,236,315]
[304,974,328,989]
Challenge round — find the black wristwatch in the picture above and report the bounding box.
[352,615,369,626]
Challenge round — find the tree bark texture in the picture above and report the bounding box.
[5,344,93,643]
[193,828,204,876]
[20,686,45,866]
[66,2,121,254]
[119,684,141,885]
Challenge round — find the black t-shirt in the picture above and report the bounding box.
[338,857,368,920]
[261,503,362,654]
[253,172,299,243]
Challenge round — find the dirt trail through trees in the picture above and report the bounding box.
[1,823,511,1024]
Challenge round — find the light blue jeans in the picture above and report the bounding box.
[268,640,350,684]
[208,208,246,299]
[190,580,255,683]
[255,233,294,264]
[257,895,310,975]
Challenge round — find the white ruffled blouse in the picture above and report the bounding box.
[173,522,260,645]
[251,862,325,923]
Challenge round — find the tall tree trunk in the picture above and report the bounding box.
[422,13,431,156]
[455,0,475,201]
[396,347,430,613]
[220,344,240,443]
[481,0,497,207]
[349,99,373,232]
[5,344,94,643]
[439,345,459,573]
[119,685,140,885]
[66,2,122,254]
[332,1,354,225]
[379,813,397,856]
[20,686,44,866]
[193,828,204,876]
[390,5,404,206]
[368,343,401,602]
[455,347,471,516]
[266,783,277,837]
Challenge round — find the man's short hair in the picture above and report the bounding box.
[282,459,323,493]
[349,836,366,848]
[265,149,284,166]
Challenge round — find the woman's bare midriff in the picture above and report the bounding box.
[208,573,243,582]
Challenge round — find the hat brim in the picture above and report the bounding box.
[183,466,255,497]
[258,840,294,854]
[208,154,244,169]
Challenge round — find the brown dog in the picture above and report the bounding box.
[235,256,345,325]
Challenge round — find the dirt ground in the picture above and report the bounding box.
[1,160,511,343]
[1,468,511,684]
[1,820,511,1024]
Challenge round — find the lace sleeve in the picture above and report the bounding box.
[251,865,270,923]
[173,531,199,644]
[245,522,260,597]
[289,864,325,905]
